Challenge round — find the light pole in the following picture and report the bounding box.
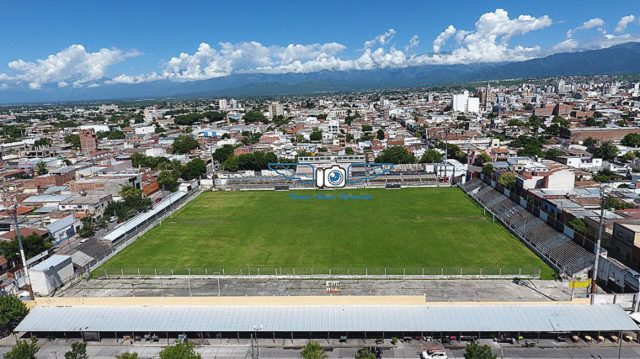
[591,185,609,295]
[5,197,34,300]
[253,325,262,359]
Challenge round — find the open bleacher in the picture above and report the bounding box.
[462,179,594,277]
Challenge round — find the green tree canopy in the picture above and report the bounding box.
[582,137,597,147]
[158,342,202,359]
[463,342,497,359]
[354,348,377,359]
[376,129,385,140]
[310,129,322,141]
[3,337,39,359]
[0,234,52,263]
[115,352,139,359]
[243,110,267,124]
[497,172,517,188]
[375,146,416,164]
[482,163,494,176]
[212,145,235,163]
[473,153,492,166]
[621,133,640,147]
[172,135,199,154]
[64,134,80,149]
[158,170,179,192]
[420,149,443,163]
[35,161,48,176]
[64,342,88,359]
[544,148,562,159]
[182,158,207,180]
[594,141,619,160]
[0,295,28,336]
[300,341,327,359]
[568,218,587,234]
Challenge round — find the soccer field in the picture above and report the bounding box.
[97,188,555,278]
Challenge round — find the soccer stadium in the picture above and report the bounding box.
[96,187,555,279]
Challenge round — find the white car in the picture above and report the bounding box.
[421,350,447,359]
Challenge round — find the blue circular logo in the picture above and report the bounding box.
[328,170,344,185]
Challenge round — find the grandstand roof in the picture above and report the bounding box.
[15,304,638,333]
[103,191,187,242]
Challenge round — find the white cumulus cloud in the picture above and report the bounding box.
[615,15,636,32]
[3,44,139,89]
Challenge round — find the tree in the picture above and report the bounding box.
[64,342,88,359]
[568,218,587,234]
[605,197,635,210]
[376,129,385,140]
[463,342,496,359]
[158,342,202,359]
[497,172,517,188]
[64,134,80,149]
[583,137,597,147]
[375,146,416,164]
[527,115,542,131]
[212,145,235,163]
[115,352,139,359]
[354,348,376,359]
[243,110,268,124]
[78,217,95,239]
[621,133,640,147]
[172,135,199,154]
[544,148,562,160]
[585,117,597,126]
[310,129,322,141]
[300,341,327,359]
[4,338,39,359]
[473,153,492,166]
[594,141,619,160]
[420,149,443,163]
[35,161,48,176]
[482,163,494,176]
[182,158,207,180]
[158,170,179,192]
[0,295,28,336]
[0,234,52,263]
[622,151,637,162]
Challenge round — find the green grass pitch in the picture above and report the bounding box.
[97,188,555,278]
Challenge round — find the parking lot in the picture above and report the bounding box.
[57,277,574,301]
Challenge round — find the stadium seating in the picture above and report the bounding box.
[461,180,594,277]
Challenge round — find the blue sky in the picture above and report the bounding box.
[0,0,639,90]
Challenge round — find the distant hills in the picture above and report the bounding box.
[2,42,640,104]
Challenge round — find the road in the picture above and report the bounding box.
[0,338,638,359]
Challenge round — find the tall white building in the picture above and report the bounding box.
[268,102,284,119]
[218,99,228,110]
[452,91,480,113]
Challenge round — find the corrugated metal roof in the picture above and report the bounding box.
[15,304,638,333]
[103,191,187,242]
[30,255,71,271]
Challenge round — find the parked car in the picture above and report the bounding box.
[421,349,447,359]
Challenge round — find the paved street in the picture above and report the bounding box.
[1,337,638,358]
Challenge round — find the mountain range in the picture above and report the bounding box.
[2,42,640,104]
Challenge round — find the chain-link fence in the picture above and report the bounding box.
[95,266,541,279]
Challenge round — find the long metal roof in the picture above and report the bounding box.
[103,191,186,242]
[15,304,638,333]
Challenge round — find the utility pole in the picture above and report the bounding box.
[591,186,607,295]
[10,203,34,300]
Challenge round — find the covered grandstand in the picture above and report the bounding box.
[462,179,595,277]
[15,304,638,340]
